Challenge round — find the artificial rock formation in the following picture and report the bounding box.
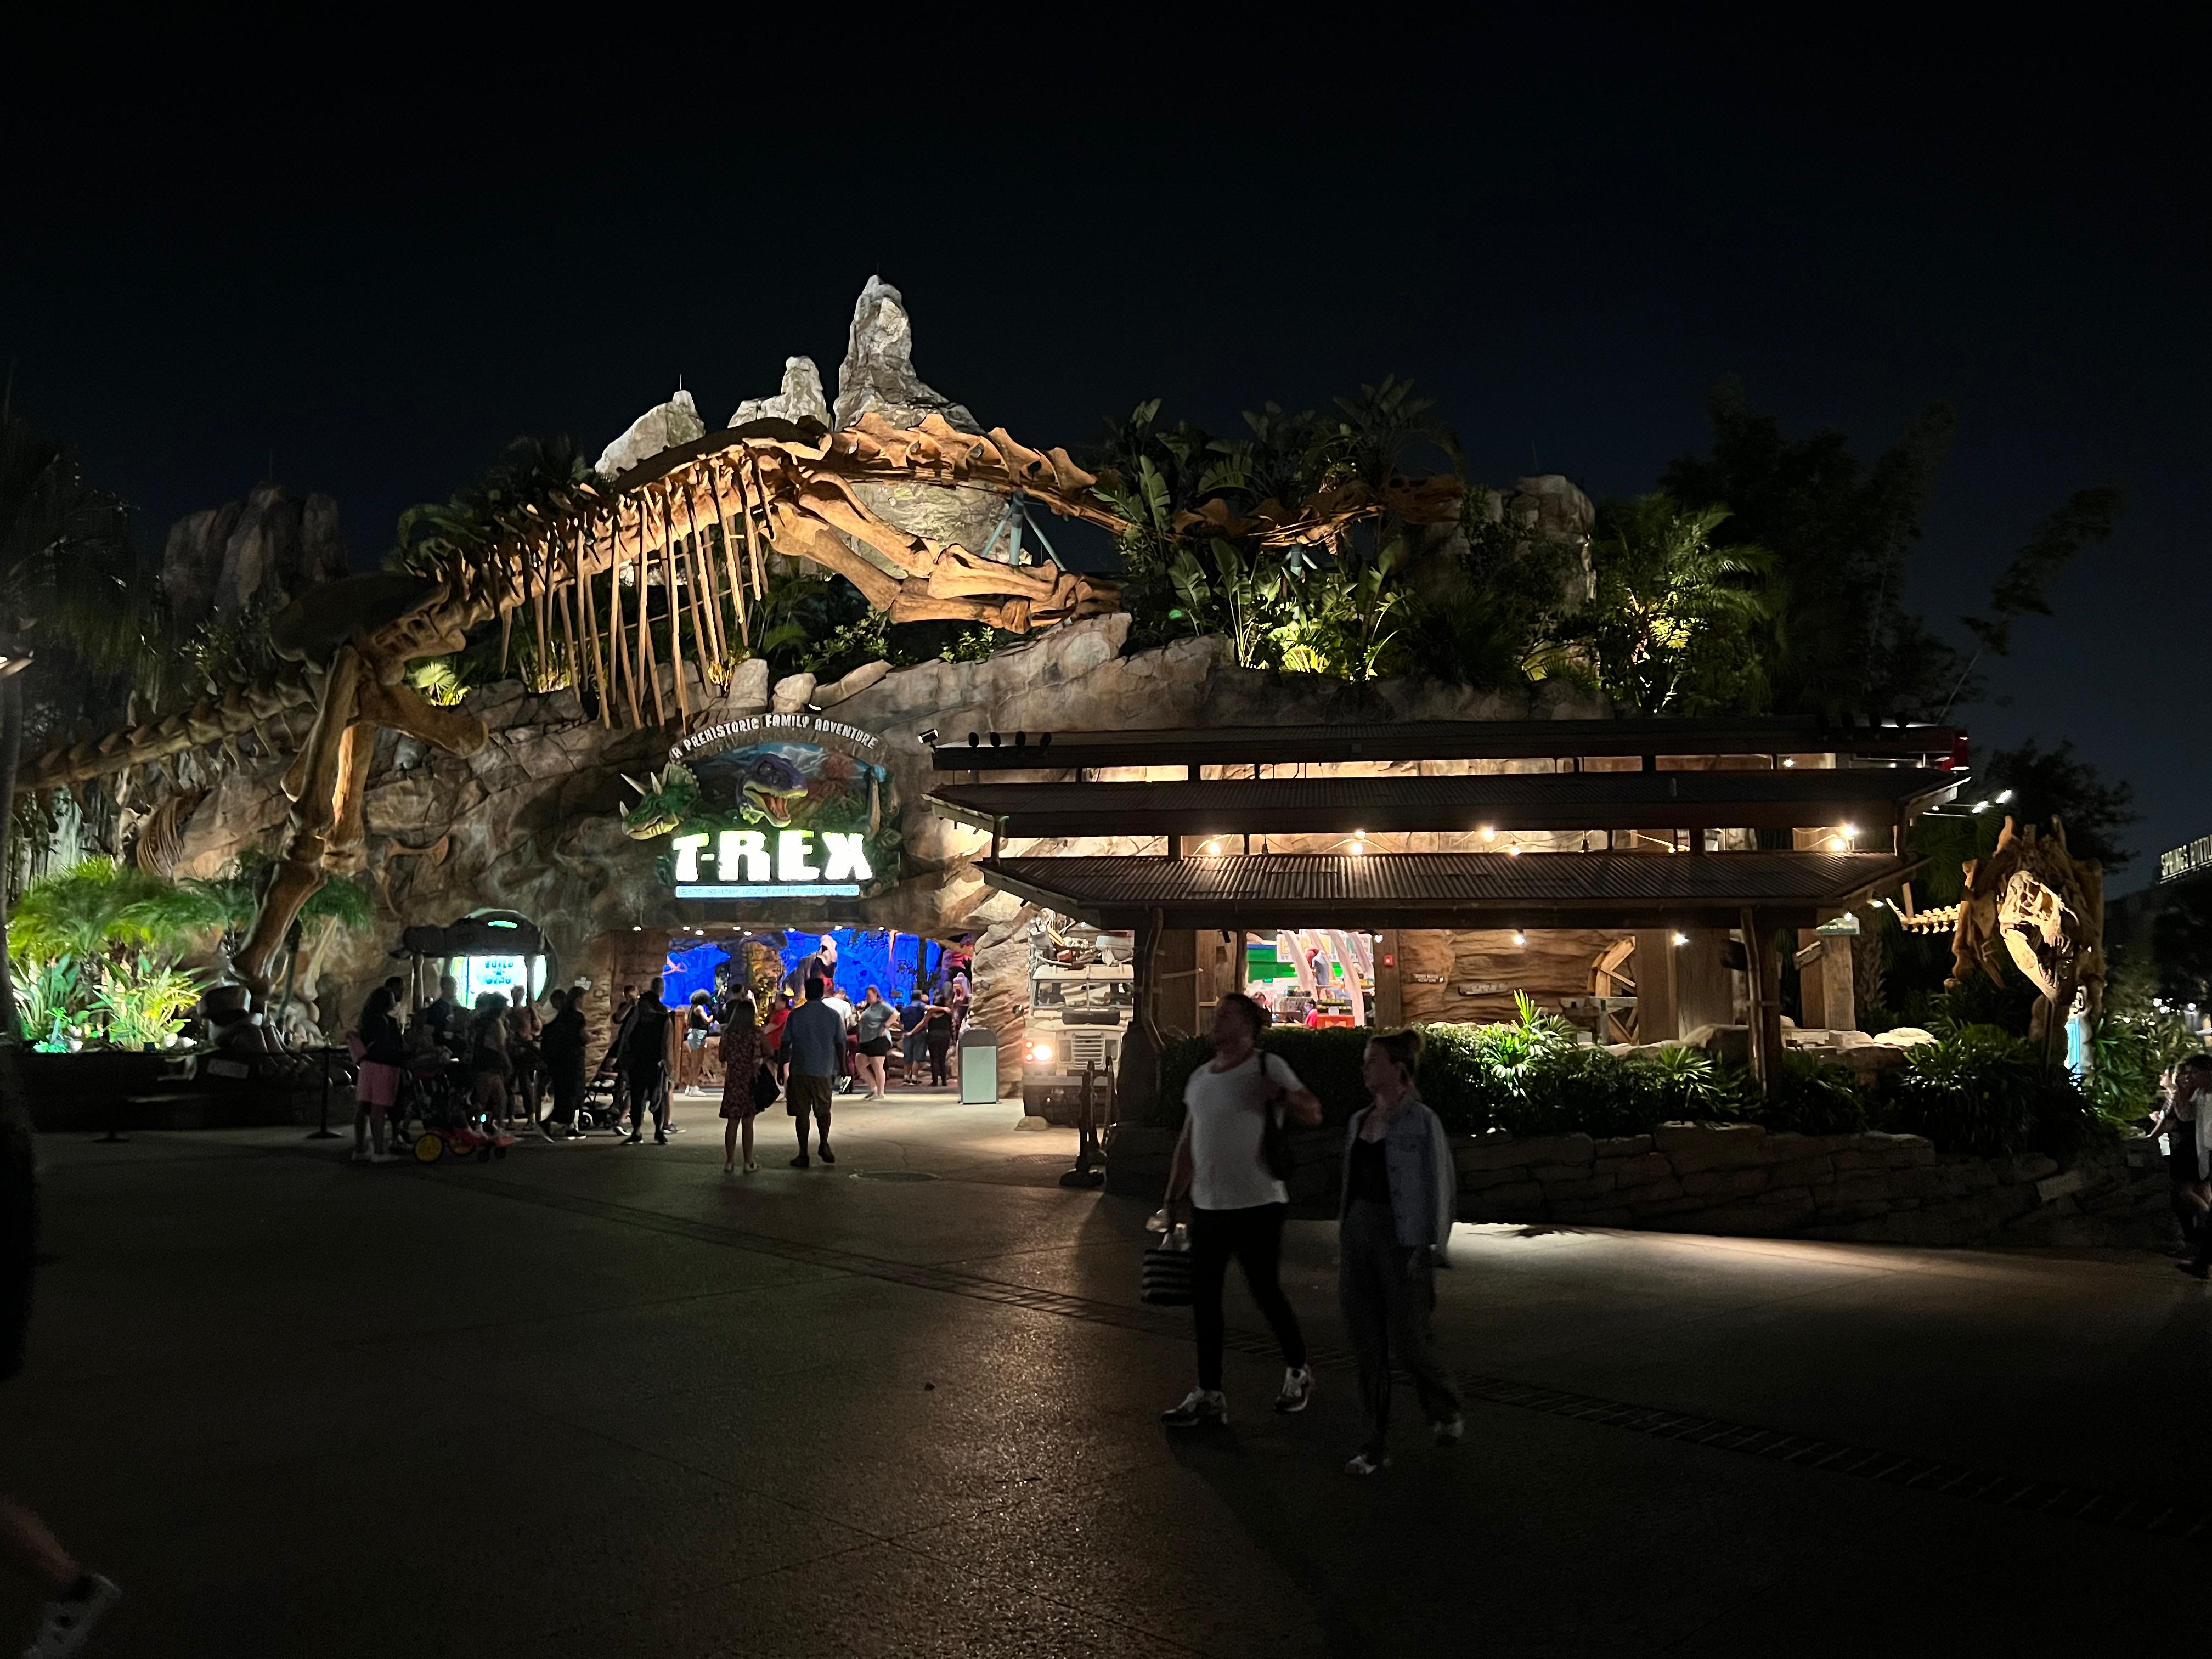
[832,276,979,432]
[726,357,831,429]
[154,613,1607,1085]
[594,387,706,478]
[163,483,349,628]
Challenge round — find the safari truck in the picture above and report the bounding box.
[1020,925,1135,1122]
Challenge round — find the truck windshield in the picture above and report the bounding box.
[1031,982,1133,1011]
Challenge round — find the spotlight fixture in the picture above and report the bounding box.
[918,727,939,746]
[1014,731,1028,748]
[1480,825,1496,840]
[1511,931,1527,946]
[1506,842,1521,856]
[1039,733,1053,752]
[967,732,980,747]
[1827,837,1848,851]
[1671,932,1689,947]
[989,731,1002,748]
[1842,823,1857,839]
[1201,839,1222,857]
[1782,757,1796,768]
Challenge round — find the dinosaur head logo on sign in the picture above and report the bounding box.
[620,714,900,901]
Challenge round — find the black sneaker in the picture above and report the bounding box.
[1161,1388,1228,1429]
[817,1143,836,1165]
[789,1153,810,1169]
[654,1132,668,1145]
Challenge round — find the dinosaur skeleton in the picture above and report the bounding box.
[13,412,1458,1013]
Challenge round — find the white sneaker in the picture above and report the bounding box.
[24,1572,120,1657]
[1344,1451,1390,1476]
[1160,1388,1229,1429]
[1273,1367,1316,1414]
[1434,1414,1465,1446]
[368,1151,402,1165]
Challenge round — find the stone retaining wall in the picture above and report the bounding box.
[1457,1124,2170,1248]
[1104,1122,2174,1249]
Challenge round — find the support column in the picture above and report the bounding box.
[1374,929,1404,1028]
[1794,926,1859,1032]
[1632,930,1679,1040]
[1742,909,1784,1094]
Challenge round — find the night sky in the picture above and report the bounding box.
[6,22,2200,889]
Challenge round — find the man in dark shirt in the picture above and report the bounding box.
[618,977,673,1145]
[423,975,460,1054]
[539,988,588,1141]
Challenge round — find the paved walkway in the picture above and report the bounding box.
[5,1088,2202,1656]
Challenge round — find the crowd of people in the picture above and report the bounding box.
[344,935,977,1171]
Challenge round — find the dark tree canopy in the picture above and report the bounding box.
[1660,378,1960,718]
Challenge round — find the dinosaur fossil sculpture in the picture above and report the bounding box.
[16,410,1465,1016]
[1946,814,2105,1048]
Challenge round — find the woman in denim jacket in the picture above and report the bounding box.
[1338,1028,1464,1475]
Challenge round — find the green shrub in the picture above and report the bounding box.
[1891,1023,2108,1160]
[1756,1053,1870,1135]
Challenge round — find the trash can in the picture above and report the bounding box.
[958,1023,997,1104]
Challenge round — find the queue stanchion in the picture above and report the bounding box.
[307,1045,342,1140]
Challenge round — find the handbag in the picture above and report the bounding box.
[1141,1223,1195,1307]
[749,1062,779,1112]
[1256,1051,1297,1183]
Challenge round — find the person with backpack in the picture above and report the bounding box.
[351,985,407,1163]
[1338,1028,1464,1475]
[1159,992,1321,1429]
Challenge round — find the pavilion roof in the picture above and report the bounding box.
[928,768,1958,838]
[929,714,1965,773]
[975,850,1920,932]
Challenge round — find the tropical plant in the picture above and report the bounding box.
[0,400,158,1041]
[14,955,88,1050]
[12,857,224,964]
[93,953,204,1049]
[1892,1022,2106,1159]
[1582,496,1775,714]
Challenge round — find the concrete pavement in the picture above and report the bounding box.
[4,1085,2202,1655]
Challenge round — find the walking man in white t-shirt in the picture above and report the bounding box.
[1160,992,1324,1428]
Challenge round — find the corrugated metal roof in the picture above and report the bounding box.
[978,851,1919,930]
[930,715,1964,772]
[928,769,1955,836]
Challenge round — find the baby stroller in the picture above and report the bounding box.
[574,1046,629,1132]
[405,1052,518,1164]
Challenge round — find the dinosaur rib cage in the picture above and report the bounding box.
[370,411,1134,732]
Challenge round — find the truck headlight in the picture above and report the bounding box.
[1028,1041,1053,1064]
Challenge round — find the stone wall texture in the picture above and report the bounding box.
[1454,1124,2171,1248]
[1105,1122,2172,1249]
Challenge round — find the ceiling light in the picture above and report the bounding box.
[1782,758,1796,768]
[1201,839,1221,857]
[1506,842,1521,856]
[1354,828,1367,840]
[1480,825,1496,840]
[1827,837,1847,851]
[1347,840,1367,856]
